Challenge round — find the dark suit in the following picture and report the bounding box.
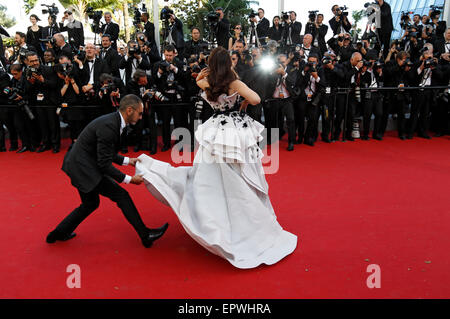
[59,20,84,49]
[305,23,328,55]
[329,16,352,35]
[378,2,393,59]
[255,17,270,45]
[100,46,121,77]
[100,22,120,49]
[56,111,149,239]
[216,18,230,49]
[119,54,151,84]
[143,21,156,44]
[168,18,185,54]
[55,43,74,61]
[282,21,302,45]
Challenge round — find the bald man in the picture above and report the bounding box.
[332,52,363,141]
[301,34,321,60]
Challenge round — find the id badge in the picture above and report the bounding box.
[37,93,44,101]
[279,93,284,99]
[307,93,312,102]
[326,87,331,95]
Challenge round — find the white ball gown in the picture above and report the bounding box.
[135,92,298,269]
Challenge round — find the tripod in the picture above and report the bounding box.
[249,21,261,48]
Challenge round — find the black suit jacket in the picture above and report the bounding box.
[216,18,230,49]
[62,111,126,193]
[100,47,121,77]
[79,58,111,91]
[119,54,151,83]
[169,18,185,53]
[143,21,156,44]
[329,17,352,35]
[256,17,270,43]
[59,20,84,49]
[282,21,302,45]
[100,22,120,46]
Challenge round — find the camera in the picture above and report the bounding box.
[322,56,333,65]
[424,58,437,68]
[160,6,174,21]
[99,82,117,95]
[86,7,103,33]
[75,48,86,61]
[190,64,202,74]
[60,63,74,77]
[25,66,41,79]
[128,45,140,56]
[373,61,384,69]
[338,6,349,17]
[305,62,317,73]
[308,10,319,22]
[158,61,171,73]
[249,10,257,22]
[281,11,290,21]
[3,87,35,120]
[41,3,59,18]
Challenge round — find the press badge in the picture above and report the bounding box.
[37,93,44,101]
[307,93,312,101]
[326,87,331,94]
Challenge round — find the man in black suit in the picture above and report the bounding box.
[100,12,120,50]
[301,34,322,60]
[305,14,328,56]
[24,51,60,153]
[376,0,393,59]
[166,13,185,55]
[138,13,156,45]
[434,28,450,57]
[282,11,302,46]
[100,34,121,77]
[250,8,270,46]
[329,5,352,35]
[53,33,74,61]
[215,7,230,49]
[184,27,208,60]
[46,94,169,247]
[79,43,110,108]
[0,26,10,66]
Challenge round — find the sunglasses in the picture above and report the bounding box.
[235,27,241,30]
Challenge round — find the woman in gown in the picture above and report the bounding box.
[136,47,297,269]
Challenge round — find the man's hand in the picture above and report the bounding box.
[128,158,141,167]
[33,73,44,83]
[130,175,144,185]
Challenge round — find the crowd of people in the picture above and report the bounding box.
[0,0,449,155]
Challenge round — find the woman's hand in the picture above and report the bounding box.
[239,99,249,112]
[196,68,209,81]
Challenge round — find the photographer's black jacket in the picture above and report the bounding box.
[282,21,302,45]
[100,22,120,45]
[119,54,151,83]
[79,58,111,92]
[296,66,326,99]
[256,17,270,39]
[184,39,209,59]
[216,18,230,49]
[25,65,58,106]
[152,59,185,94]
[59,20,84,49]
[329,16,352,35]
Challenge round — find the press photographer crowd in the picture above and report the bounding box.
[0,0,449,155]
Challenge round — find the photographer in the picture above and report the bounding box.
[265,54,298,150]
[359,52,384,140]
[55,56,84,146]
[184,27,209,60]
[434,27,450,57]
[282,11,302,46]
[136,32,161,67]
[332,52,363,141]
[166,12,185,56]
[382,51,414,140]
[215,7,230,49]
[59,10,84,50]
[327,33,356,63]
[318,52,343,143]
[125,69,157,154]
[296,53,326,146]
[408,46,441,139]
[422,9,447,45]
[253,8,270,46]
[98,73,125,115]
[4,64,37,153]
[152,44,186,152]
[329,5,351,36]
[99,12,119,50]
[305,13,329,56]
[0,70,18,152]
[52,33,73,61]
[301,34,322,60]
[401,29,423,62]
[119,40,150,85]
[43,49,56,67]
[375,0,393,59]
[42,15,60,45]
[138,12,156,45]
[24,51,60,153]
[11,32,36,66]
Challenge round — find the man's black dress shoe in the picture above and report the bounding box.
[361,136,370,141]
[134,144,142,152]
[46,230,77,243]
[418,133,431,139]
[373,135,383,141]
[434,133,443,137]
[345,136,355,141]
[304,139,314,147]
[406,134,413,140]
[53,147,60,153]
[141,223,169,248]
[9,145,18,151]
[17,146,30,153]
[150,148,157,155]
[161,145,171,152]
[37,145,51,153]
[121,147,128,154]
[322,137,331,143]
[287,143,294,151]
[399,135,406,140]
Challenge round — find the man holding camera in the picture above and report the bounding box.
[152,44,186,152]
[99,12,119,50]
[408,46,441,139]
[305,13,329,57]
[249,8,269,46]
[4,64,37,153]
[24,51,60,153]
[359,52,384,141]
[282,11,302,46]
[11,32,36,66]
[119,41,151,86]
[296,53,326,147]
[383,51,414,140]
[125,69,157,154]
[375,0,393,60]
[215,7,230,49]
[0,69,18,152]
[166,12,185,56]
[59,10,84,50]
[329,5,351,36]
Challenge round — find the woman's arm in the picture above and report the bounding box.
[228,37,233,51]
[230,80,260,105]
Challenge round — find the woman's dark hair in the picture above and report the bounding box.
[30,14,41,22]
[273,16,280,25]
[205,46,237,102]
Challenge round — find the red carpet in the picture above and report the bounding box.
[1,134,449,299]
